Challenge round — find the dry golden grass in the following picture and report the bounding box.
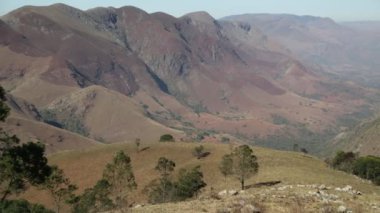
[21,142,380,211]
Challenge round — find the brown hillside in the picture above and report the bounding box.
[20,142,380,211]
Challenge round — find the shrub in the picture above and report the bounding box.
[192,145,204,158]
[331,151,357,173]
[175,166,206,200]
[352,156,380,185]
[159,134,175,142]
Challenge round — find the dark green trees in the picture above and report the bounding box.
[220,145,259,190]
[331,151,357,172]
[353,156,380,185]
[175,166,206,199]
[0,86,52,202]
[330,151,380,186]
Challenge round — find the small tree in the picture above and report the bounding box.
[175,166,206,200]
[192,145,204,158]
[135,138,141,153]
[220,145,259,190]
[41,166,77,213]
[103,151,137,209]
[144,177,175,204]
[159,134,175,142]
[219,154,233,181]
[155,157,176,177]
[155,157,175,202]
[145,157,176,203]
[301,148,308,154]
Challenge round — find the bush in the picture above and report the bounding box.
[192,145,204,158]
[352,156,380,185]
[331,151,357,173]
[159,134,175,142]
[175,166,206,200]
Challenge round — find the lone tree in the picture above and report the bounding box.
[135,138,141,153]
[220,145,259,190]
[145,157,176,203]
[103,151,137,209]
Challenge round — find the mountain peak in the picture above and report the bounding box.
[183,11,215,24]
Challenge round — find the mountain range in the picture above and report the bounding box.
[0,4,379,155]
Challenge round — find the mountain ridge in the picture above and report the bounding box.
[0,3,378,155]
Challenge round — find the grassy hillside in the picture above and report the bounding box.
[333,116,380,156]
[20,142,380,211]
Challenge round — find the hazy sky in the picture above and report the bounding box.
[1,0,380,21]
